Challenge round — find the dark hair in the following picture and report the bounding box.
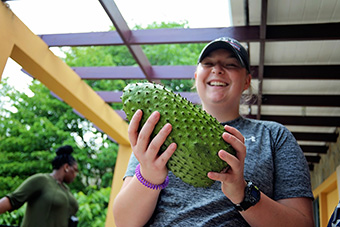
[52,145,76,170]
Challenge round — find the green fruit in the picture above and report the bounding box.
[121,82,235,187]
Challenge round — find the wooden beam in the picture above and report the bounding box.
[300,145,328,154]
[0,2,130,145]
[39,26,259,47]
[261,95,340,107]
[38,23,340,47]
[305,155,321,163]
[73,66,146,80]
[262,65,340,80]
[293,132,338,142]
[73,65,196,80]
[259,115,340,127]
[266,22,340,41]
[39,31,124,47]
[98,0,153,81]
[69,65,340,80]
[0,20,14,78]
[256,0,268,119]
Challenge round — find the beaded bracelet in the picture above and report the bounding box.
[135,164,169,190]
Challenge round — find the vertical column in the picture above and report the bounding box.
[0,29,14,80]
[0,45,13,81]
[105,144,132,227]
[0,3,14,80]
[337,165,340,198]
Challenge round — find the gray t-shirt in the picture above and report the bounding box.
[124,116,314,226]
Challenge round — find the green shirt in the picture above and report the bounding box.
[7,173,78,227]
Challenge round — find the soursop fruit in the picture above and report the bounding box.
[121,82,235,187]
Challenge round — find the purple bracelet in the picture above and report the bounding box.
[135,164,169,190]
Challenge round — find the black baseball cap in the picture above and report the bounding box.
[197,37,250,73]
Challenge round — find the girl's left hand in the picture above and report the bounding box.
[207,125,247,204]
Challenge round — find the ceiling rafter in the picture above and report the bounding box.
[71,65,196,80]
[301,145,328,154]
[257,115,340,127]
[292,132,338,142]
[63,65,340,80]
[39,23,340,47]
[256,0,268,119]
[98,0,153,81]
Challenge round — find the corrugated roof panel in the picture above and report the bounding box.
[264,41,340,65]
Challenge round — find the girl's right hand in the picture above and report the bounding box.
[128,109,177,185]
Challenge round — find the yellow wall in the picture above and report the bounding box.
[327,188,338,219]
[313,169,339,227]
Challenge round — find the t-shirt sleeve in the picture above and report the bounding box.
[124,152,139,179]
[6,174,46,210]
[272,124,313,200]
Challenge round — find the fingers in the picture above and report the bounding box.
[128,110,176,165]
[219,149,243,174]
[207,170,226,182]
[207,125,248,202]
[137,111,161,152]
[208,125,247,181]
[156,143,177,166]
[145,122,171,157]
[222,126,246,162]
[224,125,245,143]
[128,109,143,146]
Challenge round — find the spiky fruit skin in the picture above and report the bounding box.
[121,82,235,187]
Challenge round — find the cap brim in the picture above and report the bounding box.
[198,41,245,67]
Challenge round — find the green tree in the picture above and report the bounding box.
[0,79,117,226]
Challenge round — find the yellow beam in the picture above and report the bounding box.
[0,44,12,81]
[105,144,132,227]
[0,4,14,79]
[0,2,129,145]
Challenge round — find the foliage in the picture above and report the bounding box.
[74,186,111,227]
[0,205,25,226]
[0,80,117,225]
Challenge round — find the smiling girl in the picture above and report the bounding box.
[113,37,314,227]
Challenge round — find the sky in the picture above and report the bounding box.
[2,0,231,94]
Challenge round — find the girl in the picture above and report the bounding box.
[113,37,314,227]
[0,145,79,227]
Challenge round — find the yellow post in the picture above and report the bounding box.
[0,44,13,80]
[105,144,132,227]
[0,4,14,79]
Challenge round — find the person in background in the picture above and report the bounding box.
[0,145,79,227]
[113,37,314,226]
